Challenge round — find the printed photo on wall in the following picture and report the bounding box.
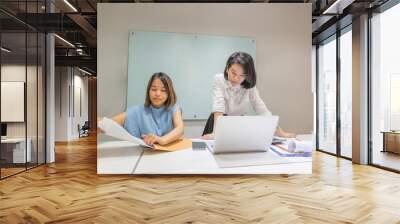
[97,4,313,175]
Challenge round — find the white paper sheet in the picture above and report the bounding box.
[98,117,151,147]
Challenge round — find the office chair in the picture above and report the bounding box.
[79,121,90,138]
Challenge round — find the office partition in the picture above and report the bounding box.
[0,2,47,179]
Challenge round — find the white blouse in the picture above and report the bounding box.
[212,74,272,116]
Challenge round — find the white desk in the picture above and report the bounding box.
[97,137,312,175]
[97,141,143,174]
[1,138,31,163]
[135,148,311,174]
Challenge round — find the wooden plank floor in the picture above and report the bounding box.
[1,167,26,178]
[1,135,400,224]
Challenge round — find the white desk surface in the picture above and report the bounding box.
[98,137,313,175]
[97,141,143,174]
[135,148,311,174]
[1,138,28,143]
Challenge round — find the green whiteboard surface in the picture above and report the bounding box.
[127,31,256,120]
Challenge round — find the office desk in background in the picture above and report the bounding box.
[381,131,400,154]
[97,135,313,175]
[1,138,32,164]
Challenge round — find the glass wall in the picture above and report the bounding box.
[317,35,337,154]
[340,27,352,158]
[27,31,38,169]
[38,32,45,165]
[0,1,46,179]
[1,31,28,177]
[317,25,353,159]
[371,3,400,171]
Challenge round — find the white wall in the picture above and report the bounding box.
[55,67,89,141]
[72,73,89,138]
[55,67,68,141]
[98,3,313,137]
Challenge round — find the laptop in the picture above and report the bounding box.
[206,116,279,154]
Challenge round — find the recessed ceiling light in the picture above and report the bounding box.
[322,0,354,15]
[54,34,75,48]
[63,0,78,12]
[1,47,11,53]
[77,67,92,76]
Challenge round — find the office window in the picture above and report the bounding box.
[318,36,337,154]
[340,28,352,158]
[371,3,400,171]
[390,74,400,130]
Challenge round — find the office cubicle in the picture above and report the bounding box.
[0,1,46,179]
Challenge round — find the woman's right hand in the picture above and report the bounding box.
[201,133,215,140]
[142,134,162,146]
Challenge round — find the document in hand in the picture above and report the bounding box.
[98,117,150,147]
[98,117,191,151]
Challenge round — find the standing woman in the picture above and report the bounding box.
[202,52,295,139]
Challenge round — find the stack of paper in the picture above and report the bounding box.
[270,143,312,157]
[286,140,313,153]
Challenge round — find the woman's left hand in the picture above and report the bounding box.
[282,132,297,139]
[142,134,164,146]
[275,127,297,139]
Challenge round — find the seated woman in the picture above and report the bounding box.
[202,52,295,139]
[106,72,184,146]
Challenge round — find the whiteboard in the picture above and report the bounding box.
[127,31,256,120]
[1,82,25,122]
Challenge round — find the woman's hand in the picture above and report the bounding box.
[201,133,215,140]
[142,134,164,146]
[275,126,296,138]
[281,132,297,138]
